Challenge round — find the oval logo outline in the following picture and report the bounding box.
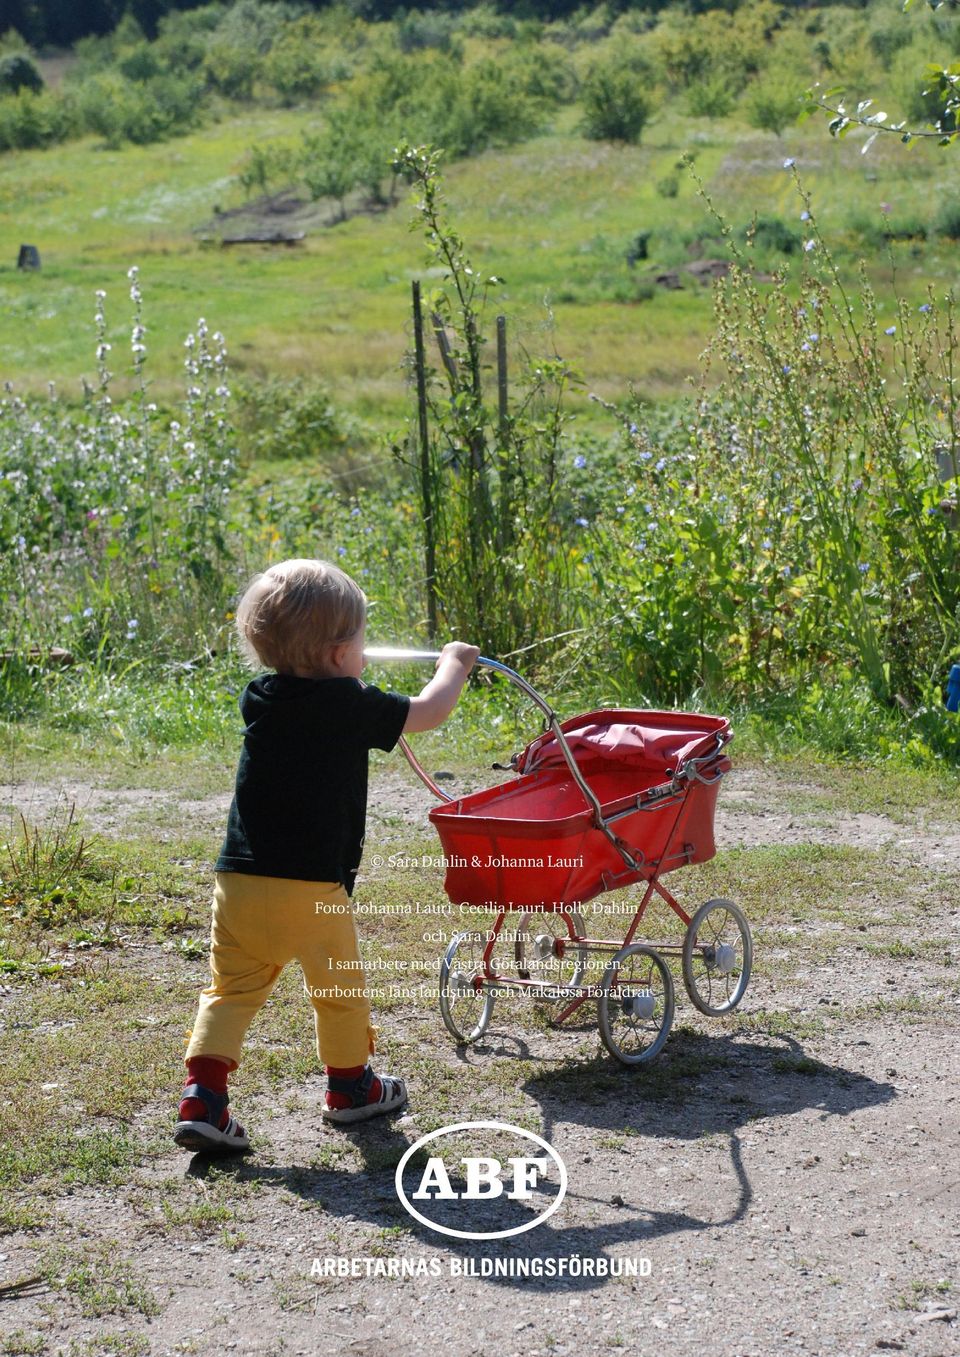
[394,1119,567,1241]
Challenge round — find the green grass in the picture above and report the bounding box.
[1,106,957,428]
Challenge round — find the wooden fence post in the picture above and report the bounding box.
[412,281,438,643]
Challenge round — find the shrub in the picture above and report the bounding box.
[0,88,73,151]
[933,197,960,240]
[0,51,42,95]
[581,55,652,143]
[262,15,350,103]
[74,70,202,147]
[741,215,801,255]
[687,75,735,119]
[743,73,803,137]
[233,377,364,468]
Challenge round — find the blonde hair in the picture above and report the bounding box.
[235,559,366,674]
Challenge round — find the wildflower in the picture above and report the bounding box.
[781,565,791,579]
[885,326,896,336]
[762,538,772,550]
[584,552,594,564]
[127,266,139,280]
[852,478,863,493]
[127,618,139,630]
[15,534,25,550]
[800,210,810,222]
[628,422,638,435]
[639,450,652,462]
[919,303,931,313]
[615,505,625,515]
[803,240,815,253]
[573,454,587,469]
[880,202,891,214]
[655,458,667,472]
[783,157,796,169]
[350,506,361,517]
[808,333,819,343]
[782,365,791,375]
[337,546,347,557]
[575,517,589,528]
[83,607,94,617]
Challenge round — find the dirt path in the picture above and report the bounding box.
[1,762,958,1356]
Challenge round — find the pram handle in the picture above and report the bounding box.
[365,647,640,870]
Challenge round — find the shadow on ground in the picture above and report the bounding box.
[181,1031,894,1294]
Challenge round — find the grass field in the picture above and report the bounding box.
[1,101,955,426]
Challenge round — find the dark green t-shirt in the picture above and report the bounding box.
[215,674,410,893]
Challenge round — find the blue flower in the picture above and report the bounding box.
[852,478,863,493]
[803,239,815,253]
[655,458,667,472]
[628,422,638,435]
[782,364,791,375]
[808,333,819,342]
[350,506,361,517]
[800,210,810,222]
[337,546,347,556]
[575,517,589,527]
[783,157,796,169]
[639,450,652,462]
[83,606,94,617]
[885,326,896,336]
[919,303,931,313]
[573,454,587,469]
[858,562,870,574]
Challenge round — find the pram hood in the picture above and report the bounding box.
[515,708,731,778]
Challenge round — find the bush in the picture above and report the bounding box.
[0,51,42,95]
[262,16,349,103]
[740,215,801,255]
[743,73,802,137]
[74,70,203,147]
[687,75,735,119]
[0,88,74,151]
[933,197,960,240]
[233,377,364,469]
[581,55,652,143]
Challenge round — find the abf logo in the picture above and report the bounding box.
[395,1120,567,1241]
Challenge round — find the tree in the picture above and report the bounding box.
[807,1,960,148]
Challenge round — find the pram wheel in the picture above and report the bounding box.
[597,944,674,1065]
[681,898,752,1016]
[439,931,496,1044]
[514,909,587,992]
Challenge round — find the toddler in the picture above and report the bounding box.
[174,558,478,1150]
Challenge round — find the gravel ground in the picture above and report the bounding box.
[1,760,958,1356]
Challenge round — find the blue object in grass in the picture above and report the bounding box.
[947,664,960,713]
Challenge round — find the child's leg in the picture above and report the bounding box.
[186,873,296,1066]
[176,872,293,1151]
[298,884,407,1124]
[298,882,376,1067]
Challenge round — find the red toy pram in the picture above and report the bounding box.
[367,650,751,1064]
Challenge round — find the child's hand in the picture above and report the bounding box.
[437,642,480,673]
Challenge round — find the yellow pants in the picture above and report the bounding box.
[185,872,376,1070]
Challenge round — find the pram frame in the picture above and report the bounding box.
[365,648,751,1063]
